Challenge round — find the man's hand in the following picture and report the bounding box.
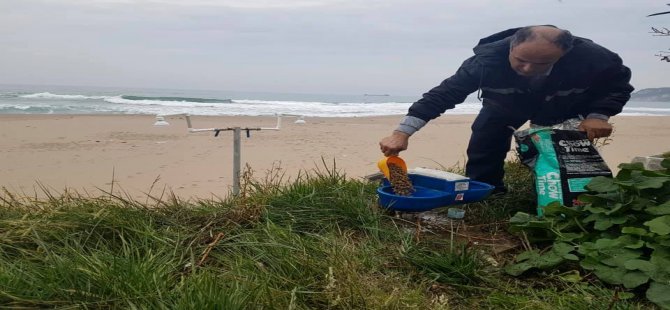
[379,131,410,156]
[578,118,613,141]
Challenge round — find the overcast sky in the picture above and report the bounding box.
[1,0,668,95]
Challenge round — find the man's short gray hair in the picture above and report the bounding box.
[510,25,574,53]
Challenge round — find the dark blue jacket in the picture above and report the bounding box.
[407,28,634,125]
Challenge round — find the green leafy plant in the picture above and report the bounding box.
[505,158,670,309]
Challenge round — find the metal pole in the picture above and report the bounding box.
[159,115,298,197]
[233,127,241,196]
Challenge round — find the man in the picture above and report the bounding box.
[379,25,633,193]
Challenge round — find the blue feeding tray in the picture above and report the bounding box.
[378,174,495,212]
[377,186,454,212]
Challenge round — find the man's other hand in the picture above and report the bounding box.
[379,131,410,156]
[578,118,613,141]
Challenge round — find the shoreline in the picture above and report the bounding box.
[2,114,669,200]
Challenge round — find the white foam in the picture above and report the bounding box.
[6,90,668,117]
[623,107,670,112]
[103,97,221,107]
[0,104,32,110]
[618,112,663,116]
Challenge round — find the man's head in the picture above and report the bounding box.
[508,25,574,77]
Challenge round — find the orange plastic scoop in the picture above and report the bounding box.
[377,156,408,179]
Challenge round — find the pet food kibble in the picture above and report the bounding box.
[388,163,414,196]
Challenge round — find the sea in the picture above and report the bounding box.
[1,84,668,117]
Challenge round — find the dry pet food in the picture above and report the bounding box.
[388,163,414,196]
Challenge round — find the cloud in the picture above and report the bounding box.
[1,0,667,93]
[152,0,348,9]
[43,0,367,9]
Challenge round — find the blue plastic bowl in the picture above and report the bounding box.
[377,185,454,212]
[378,175,494,211]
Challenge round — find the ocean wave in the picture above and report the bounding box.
[0,92,21,98]
[104,97,228,107]
[619,112,666,116]
[0,104,56,114]
[0,98,482,117]
[121,95,231,103]
[3,90,667,117]
[0,102,119,114]
[19,92,112,100]
[234,99,414,106]
[227,99,415,116]
[622,107,670,112]
[233,99,342,105]
[0,104,33,110]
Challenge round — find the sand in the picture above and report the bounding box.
[1,114,668,200]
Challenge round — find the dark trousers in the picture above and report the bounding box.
[465,105,527,189]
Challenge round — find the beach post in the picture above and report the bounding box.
[233,127,241,195]
[153,113,305,196]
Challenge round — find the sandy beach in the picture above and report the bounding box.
[1,114,668,200]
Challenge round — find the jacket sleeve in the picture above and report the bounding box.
[407,56,482,121]
[586,58,634,117]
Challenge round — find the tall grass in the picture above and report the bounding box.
[0,162,655,309]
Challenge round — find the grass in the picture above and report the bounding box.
[0,161,657,309]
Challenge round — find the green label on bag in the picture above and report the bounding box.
[567,178,592,192]
[531,129,564,215]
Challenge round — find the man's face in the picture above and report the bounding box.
[508,41,564,77]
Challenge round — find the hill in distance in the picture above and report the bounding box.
[631,87,670,102]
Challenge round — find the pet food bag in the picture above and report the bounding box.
[514,119,612,216]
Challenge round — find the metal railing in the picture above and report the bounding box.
[154,113,304,195]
